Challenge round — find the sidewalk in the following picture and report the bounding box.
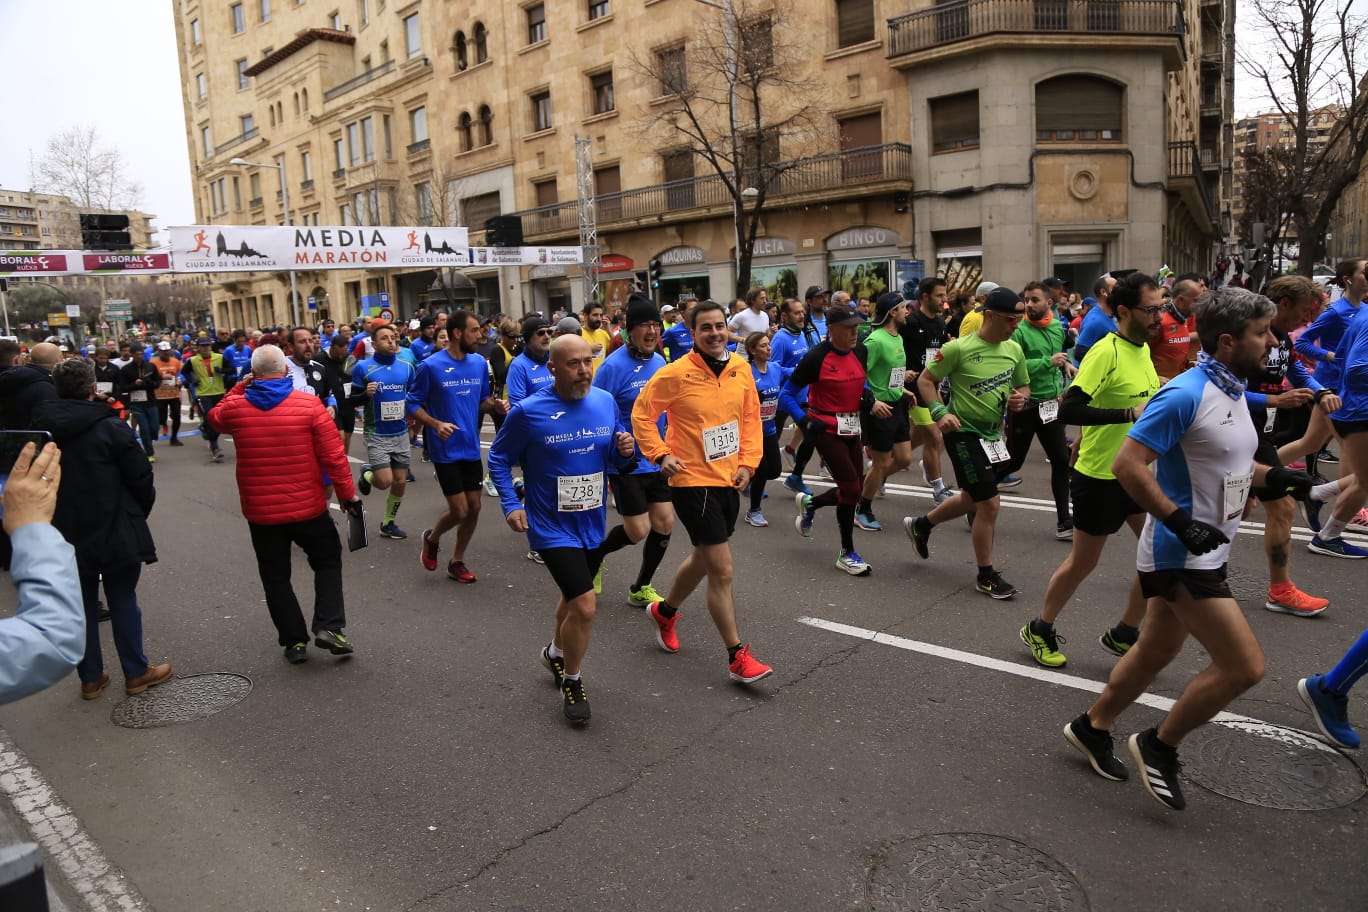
[0,795,71,912]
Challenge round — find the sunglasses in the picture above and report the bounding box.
[532,329,552,337]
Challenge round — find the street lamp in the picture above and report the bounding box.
[229,156,300,327]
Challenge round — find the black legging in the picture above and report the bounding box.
[750,434,782,511]
[157,397,181,439]
[1003,402,1070,525]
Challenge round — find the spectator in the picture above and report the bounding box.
[0,341,59,429]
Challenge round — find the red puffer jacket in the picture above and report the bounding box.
[207,377,357,525]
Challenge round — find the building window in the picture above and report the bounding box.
[473,21,488,62]
[329,9,342,29]
[929,90,979,152]
[191,18,201,44]
[527,3,546,44]
[835,0,874,47]
[739,129,780,187]
[196,73,207,99]
[237,59,250,89]
[462,191,501,229]
[838,111,882,178]
[259,0,271,22]
[478,105,493,146]
[1035,75,1124,142]
[656,45,686,95]
[382,114,392,158]
[249,172,262,203]
[458,112,473,152]
[404,12,421,58]
[231,3,245,33]
[410,107,428,144]
[740,16,773,72]
[340,203,352,225]
[589,0,609,20]
[232,177,242,210]
[534,178,557,207]
[454,30,468,70]
[334,137,345,171]
[202,125,212,157]
[347,121,361,165]
[590,71,615,115]
[301,88,309,112]
[241,114,256,135]
[531,91,552,131]
[595,165,621,217]
[358,0,368,26]
[416,182,433,225]
[301,150,313,182]
[362,116,376,161]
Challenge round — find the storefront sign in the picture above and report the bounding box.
[750,237,795,258]
[658,245,707,267]
[827,226,900,250]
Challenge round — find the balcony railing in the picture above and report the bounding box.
[888,0,1183,58]
[511,143,912,237]
[323,59,395,102]
[407,139,431,155]
[214,126,260,156]
[1168,140,1214,221]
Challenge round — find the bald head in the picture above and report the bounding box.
[250,343,288,377]
[29,342,60,369]
[548,334,594,400]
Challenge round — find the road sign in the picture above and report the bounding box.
[65,304,81,318]
[106,302,132,319]
[379,307,394,322]
[47,312,70,327]
[307,295,317,311]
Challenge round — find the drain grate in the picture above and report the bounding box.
[866,832,1089,911]
[111,673,252,729]
[1184,720,1366,810]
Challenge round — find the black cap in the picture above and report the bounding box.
[1042,277,1067,289]
[521,314,551,339]
[872,292,905,326]
[625,292,662,330]
[804,285,830,300]
[983,287,1025,314]
[824,303,864,327]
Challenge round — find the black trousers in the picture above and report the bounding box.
[248,511,346,645]
[1003,404,1071,524]
[158,397,182,438]
[197,394,223,444]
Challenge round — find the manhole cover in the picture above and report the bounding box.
[866,833,1089,911]
[111,673,252,729]
[1184,720,1366,810]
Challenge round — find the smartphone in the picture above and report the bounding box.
[0,430,55,522]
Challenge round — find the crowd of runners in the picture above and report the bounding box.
[5,263,1368,814]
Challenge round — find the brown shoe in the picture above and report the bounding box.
[80,673,111,701]
[125,663,173,695]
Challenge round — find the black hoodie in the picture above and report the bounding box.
[0,363,57,429]
[30,397,157,575]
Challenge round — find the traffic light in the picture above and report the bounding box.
[648,258,662,290]
[80,213,133,251]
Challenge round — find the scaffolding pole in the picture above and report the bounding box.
[575,134,600,306]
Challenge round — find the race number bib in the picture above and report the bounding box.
[1224,470,1253,521]
[343,382,354,398]
[96,382,113,395]
[379,399,405,422]
[923,346,939,367]
[702,420,740,462]
[1263,408,1277,434]
[889,366,906,390]
[759,398,778,422]
[161,376,177,387]
[129,390,148,402]
[836,412,861,437]
[981,437,1009,464]
[1039,399,1059,424]
[557,473,603,512]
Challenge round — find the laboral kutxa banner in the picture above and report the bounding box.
[169,225,584,271]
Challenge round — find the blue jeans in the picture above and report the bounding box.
[129,401,159,455]
[78,564,150,684]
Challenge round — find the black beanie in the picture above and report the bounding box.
[626,293,662,330]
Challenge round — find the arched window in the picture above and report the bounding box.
[473,22,488,64]
[301,88,309,113]
[453,30,468,71]
[1035,75,1124,142]
[269,106,276,127]
[458,112,473,152]
[478,104,493,147]
[293,92,300,115]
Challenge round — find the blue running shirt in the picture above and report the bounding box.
[506,350,554,404]
[406,349,491,462]
[352,353,417,437]
[591,345,666,475]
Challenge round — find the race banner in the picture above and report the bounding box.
[0,249,176,277]
[0,250,78,276]
[168,225,582,271]
[82,251,174,274]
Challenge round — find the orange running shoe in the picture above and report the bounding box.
[1265,585,1329,618]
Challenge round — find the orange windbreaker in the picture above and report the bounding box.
[631,349,763,487]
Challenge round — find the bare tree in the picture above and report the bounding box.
[1237,146,1298,280]
[28,126,144,210]
[629,0,823,298]
[1239,0,1368,274]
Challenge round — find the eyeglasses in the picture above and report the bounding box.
[1132,305,1165,317]
[502,331,518,338]
[532,329,552,337]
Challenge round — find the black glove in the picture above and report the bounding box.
[1162,508,1229,556]
[1265,466,1314,500]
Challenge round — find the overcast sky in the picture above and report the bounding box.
[0,0,1354,247]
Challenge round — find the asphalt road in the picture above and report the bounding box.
[2,426,1365,912]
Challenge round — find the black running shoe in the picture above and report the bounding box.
[902,516,931,559]
[313,629,354,656]
[562,677,591,724]
[976,571,1018,599]
[284,642,309,664]
[1129,728,1185,810]
[1063,713,1128,781]
[540,645,565,688]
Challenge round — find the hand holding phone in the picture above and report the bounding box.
[2,439,61,535]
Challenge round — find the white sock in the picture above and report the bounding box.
[932,477,947,494]
[547,642,564,659]
[562,672,581,682]
[1322,516,1348,539]
[1310,479,1342,503]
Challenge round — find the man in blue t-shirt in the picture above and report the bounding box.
[587,294,674,607]
[660,299,696,362]
[1062,286,1313,813]
[488,335,636,725]
[1072,274,1119,364]
[351,324,418,539]
[409,310,507,583]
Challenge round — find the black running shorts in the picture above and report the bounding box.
[862,405,911,452]
[539,547,596,601]
[609,471,673,517]
[1138,564,1233,602]
[1070,470,1143,536]
[944,430,1001,503]
[672,485,739,546]
[433,459,485,497]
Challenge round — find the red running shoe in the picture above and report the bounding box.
[447,560,477,583]
[648,601,680,653]
[728,644,773,684]
[420,529,439,571]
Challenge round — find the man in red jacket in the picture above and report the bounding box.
[207,344,363,664]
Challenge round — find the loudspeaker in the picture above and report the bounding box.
[485,215,524,247]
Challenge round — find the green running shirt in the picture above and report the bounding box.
[925,333,1028,440]
[1072,332,1160,480]
[863,327,908,403]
